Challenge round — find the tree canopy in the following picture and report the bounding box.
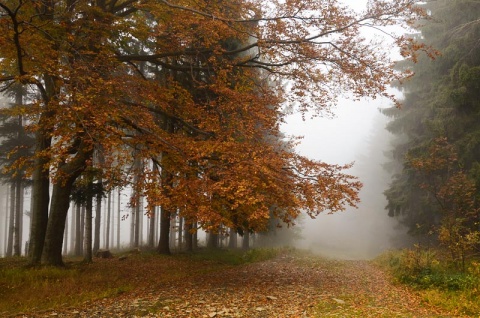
[0,0,430,265]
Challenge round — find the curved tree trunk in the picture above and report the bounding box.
[42,178,76,266]
[42,143,92,266]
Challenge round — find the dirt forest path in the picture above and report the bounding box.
[22,253,457,318]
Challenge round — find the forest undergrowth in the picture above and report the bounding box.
[0,248,476,317]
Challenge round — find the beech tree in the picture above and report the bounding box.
[0,0,430,266]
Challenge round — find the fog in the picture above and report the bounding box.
[282,98,412,260]
[0,0,413,258]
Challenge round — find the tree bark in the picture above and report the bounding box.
[6,183,15,257]
[185,222,193,252]
[83,182,93,263]
[117,189,121,249]
[106,191,111,250]
[207,232,219,249]
[93,182,102,254]
[42,142,91,266]
[63,210,68,255]
[74,203,82,256]
[42,178,76,266]
[193,222,198,250]
[178,217,183,249]
[228,228,237,249]
[158,206,171,255]
[148,206,155,248]
[70,203,76,254]
[242,232,250,250]
[13,178,22,256]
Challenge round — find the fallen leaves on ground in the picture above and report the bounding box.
[14,251,465,317]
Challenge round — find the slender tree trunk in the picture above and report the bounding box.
[70,203,76,254]
[134,198,140,248]
[74,204,82,256]
[178,217,183,250]
[155,206,160,245]
[158,206,171,254]
[130,203,135,248]
[148,206,155,248]
[117,189,121,249]
[13,179,21,256]
[106,192,111,250]
[2,187,7,256]
[169,212,176,250]
[185,222,193,252]
[83,181,93,263]
[93,182,102,254]
[193,222,198,250]
[6,183,15,257]
[63,211,68,255]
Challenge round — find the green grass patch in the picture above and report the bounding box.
[376,248,480,316]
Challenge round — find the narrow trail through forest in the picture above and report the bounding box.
[18,252,459,318]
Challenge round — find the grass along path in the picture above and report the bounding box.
[2,250,466,317]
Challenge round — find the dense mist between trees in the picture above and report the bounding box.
[283,99,413,260]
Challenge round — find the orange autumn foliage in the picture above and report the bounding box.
[0,0,432,253]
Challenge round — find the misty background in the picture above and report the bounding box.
[0,0,414,259]
[283,98,411,259]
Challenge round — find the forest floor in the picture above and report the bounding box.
[5,249,466,317]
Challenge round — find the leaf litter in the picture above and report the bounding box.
[16,251,464,317]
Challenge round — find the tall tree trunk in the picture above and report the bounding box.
[158,206,171,255]
[93,182,102,254]
[242,232,250,250]
[74,203,82,256]
[193,222,198,250]
[70,203,76,254]
[117,189,121,249]
[185,222,193,252]
[130,203,135,248]
[13,179,22,256]
[134,198,140,248]
[148,206,155,248]
[42,143,91,266]
[42,178,76,266]
[207,232,219,249]
[106,191,111,250]
[28,76,53,265]
[228,228,237,249]
[178,217,183,250]
[169,212,176,250]
[3,188,8,255]
[6,183,15,257]
[63,211,68,255]
[83,181,93,263]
